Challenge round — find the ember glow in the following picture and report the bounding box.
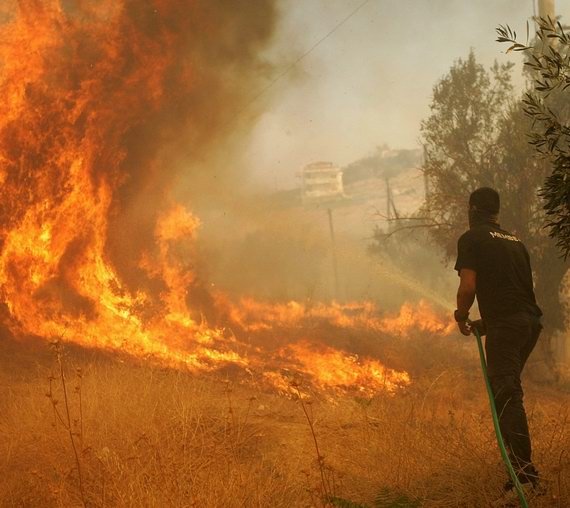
[0,1,452,393]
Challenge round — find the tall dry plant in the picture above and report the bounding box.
[46,341,87,507]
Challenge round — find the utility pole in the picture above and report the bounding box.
[385,176,392,221]
[327,208,340,299]
[536,0,557,49]
[537,0,555,19]
[423,145,430,202]
[384,175,399,231]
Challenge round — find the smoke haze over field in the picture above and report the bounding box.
[247,0,570,189]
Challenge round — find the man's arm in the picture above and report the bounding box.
[456,268,476,336]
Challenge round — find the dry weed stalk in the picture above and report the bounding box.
[224,380,255,444]
[46,340,87,507]
[292,382,336,507]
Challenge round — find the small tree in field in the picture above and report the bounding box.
[416,51,566,334]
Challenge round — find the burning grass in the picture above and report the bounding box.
[2,330,569,507]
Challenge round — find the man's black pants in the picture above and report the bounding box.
[485,311,542,482]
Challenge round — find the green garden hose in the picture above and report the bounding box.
[471,324,529,508]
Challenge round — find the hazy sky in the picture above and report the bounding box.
[245,0,569,189]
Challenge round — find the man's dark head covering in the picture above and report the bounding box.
[469,187,500,214]
[468,187,500,227]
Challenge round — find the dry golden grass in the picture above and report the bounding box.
[1,334,569,508]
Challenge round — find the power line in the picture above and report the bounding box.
[235,0,374,118]
[186,0,374,168]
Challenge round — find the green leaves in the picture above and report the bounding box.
[496,18,570,259]
[496,24,530,53]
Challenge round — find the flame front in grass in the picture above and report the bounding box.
[230,298,454,336]
[280,341,410,394]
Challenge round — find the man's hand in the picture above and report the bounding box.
[457,320,471,336]
[456,268,476,337]
[469,319,486,336]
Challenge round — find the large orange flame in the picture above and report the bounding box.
[277,341,411,393]
[0,2,452,394]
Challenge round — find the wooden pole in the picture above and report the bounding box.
[423,145,430,202]
[538,0,555,19]
[327,208,340,299]
[385,176,391,221]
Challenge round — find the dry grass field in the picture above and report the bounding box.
[1,331,569,508]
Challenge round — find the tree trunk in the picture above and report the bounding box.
[533,252,567,382]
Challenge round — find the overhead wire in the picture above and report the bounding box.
[185,0,374,169]
[232,0,374,120]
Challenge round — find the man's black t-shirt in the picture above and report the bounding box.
[454,222,542,321]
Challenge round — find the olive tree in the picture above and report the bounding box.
[497,18,570,259]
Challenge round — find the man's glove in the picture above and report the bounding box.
[469,319,487,337]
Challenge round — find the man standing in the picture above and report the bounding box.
[453,187,543,494]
